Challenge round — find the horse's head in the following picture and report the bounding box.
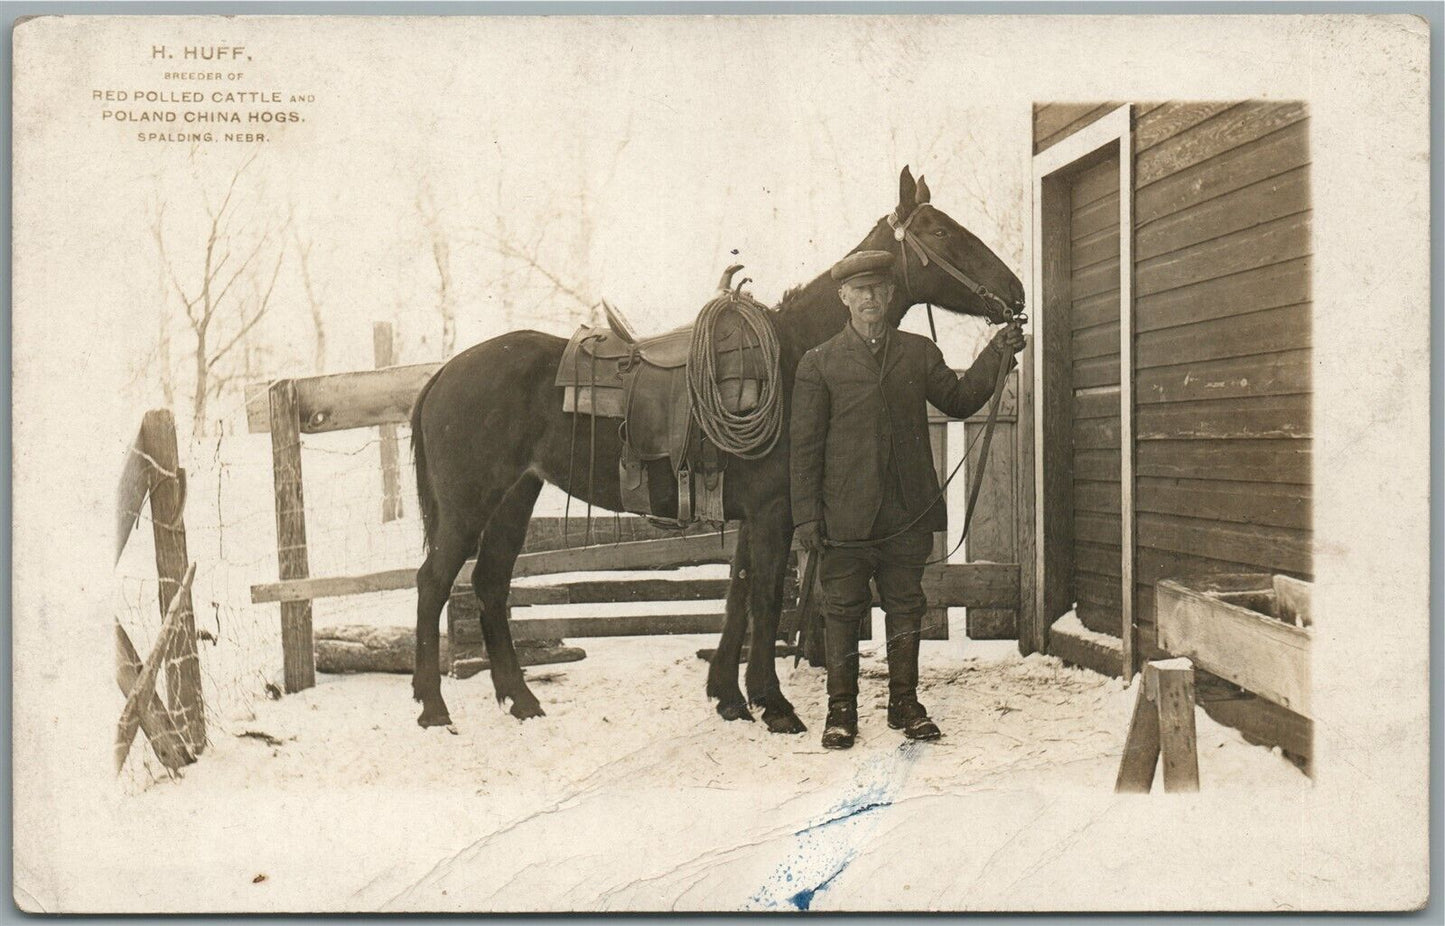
[879,166,1024,325]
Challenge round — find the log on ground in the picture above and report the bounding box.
[315,625,586,675]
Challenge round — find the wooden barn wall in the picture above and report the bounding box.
[1130,100,1312,648]
[1031,101,1312,650]
[1034,103,1122,155]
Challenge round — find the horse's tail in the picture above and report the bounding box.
[410,368,443,556]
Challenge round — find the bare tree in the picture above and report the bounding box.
[415,181,457,357]
[154,153,288,434]
[291,225,327,373]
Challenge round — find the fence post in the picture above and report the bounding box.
[140,409,206,752]
[1016,338,1041,655]
[922,413,949,640]
[269,380,316,692]
[374,321,404,522]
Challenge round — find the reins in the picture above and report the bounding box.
[820,204,1026,566]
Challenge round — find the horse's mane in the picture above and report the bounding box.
[775,284,806,309]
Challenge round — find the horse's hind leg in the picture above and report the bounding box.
[471,472,547,720]
[745,500,806,734]
[707,522,753,722]
[413,518,482,728]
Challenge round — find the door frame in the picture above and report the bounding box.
[1029,104,1137,679]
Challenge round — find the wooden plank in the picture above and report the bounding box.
[116,563,196,774]
[502,577,733,605]
[1071,159,1119,210]
[1070,226,1119,273]
[1115,94,1134,682]
[1074,390,1121,423]
[1135,394,1310,440]
[1274,574,1312,627]
[247,362,441,434]
[1070,194,1119,242]
[1136,438,1310,484]
[1156,578,1311,716]
[1074,480,1122,516]
[1137,513,1311,576]
[1072,416,1119,450]
[1136,256,1309,335]
[1115,671,1163,793]
[520,516,712,553]
[1047,612,1123,677]
[1074,448,1121,482]
[1071,322,1120,363]
[1038,172,1075,630]
[466,608,731,641]
[1071,258,1120,301]
[1034,103,1103,146]
[1035,102,1117,154]
[1072,355,1120,390]
[115,419,152,563]
[1136,349,1311,404]
[1136,302,1310,370]
[1071,290,1121,331]
[140,410,205,751]
[115,621,195,772]
[1076,540,1123,577]
[1016,338,1040,654]
[1197,687,1312,771]
[924,417,950,640]
[1151,658,1201,792]
[1138,120,1310,225]
[1136,212,1311,299]
[374,322,404,523]
[269,381,316,693]
[1075,511,1121,546]
[1136,100,1308,187]
[1134,101,1236,153]
[1137,165,1310,262]
[251,530,742,604]
[1137,547,1277,586]
[1136,476,1311,531]
[964,405,1018,640]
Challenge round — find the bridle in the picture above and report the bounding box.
[887,204,1025,330]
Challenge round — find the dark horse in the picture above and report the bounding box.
[409,167,1024,732]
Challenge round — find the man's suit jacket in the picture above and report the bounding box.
[790,324,1013,541]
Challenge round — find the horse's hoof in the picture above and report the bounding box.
[716,700,754,722]
[509,699,546,721]
[417,707,453,728]
[764,712,807,735]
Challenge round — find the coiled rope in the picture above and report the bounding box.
[686,290,784,459]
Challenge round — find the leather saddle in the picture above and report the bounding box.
[555,302,767,523]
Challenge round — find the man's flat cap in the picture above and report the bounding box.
[830,250,895,286]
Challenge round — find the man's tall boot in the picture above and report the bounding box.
[821,614,862,749]
[885,610,941,740]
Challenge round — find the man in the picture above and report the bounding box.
[790,250,1026,749]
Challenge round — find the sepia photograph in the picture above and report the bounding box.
[10,11,1433,913]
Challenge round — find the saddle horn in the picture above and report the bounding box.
[717,264,745,293]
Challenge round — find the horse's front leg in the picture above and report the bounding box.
[707,523,753,722]
[745,504,806,734]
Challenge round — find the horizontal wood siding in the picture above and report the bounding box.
[1034,102,1121,155]
[1069,152,1122,636]
[1130,100,1313,636]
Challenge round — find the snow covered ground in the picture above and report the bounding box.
[92,427,1313,913]
[93,627,1308,913]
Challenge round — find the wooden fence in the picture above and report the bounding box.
[114,409,205,774]
[246,356,1029,690]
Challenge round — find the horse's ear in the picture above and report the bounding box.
[916,174,931,204]
[898,166,917,211]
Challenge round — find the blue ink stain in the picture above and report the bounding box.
[749,742,925,910]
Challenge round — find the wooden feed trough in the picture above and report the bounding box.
[1155,574,1312,720]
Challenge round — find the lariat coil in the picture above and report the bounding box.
[686,288,784,460]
